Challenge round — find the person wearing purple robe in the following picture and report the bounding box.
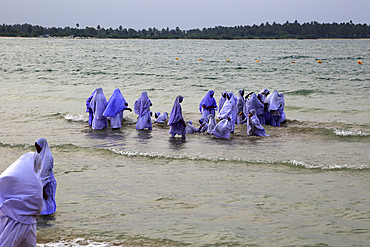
[168,95,186,139]
[258,88,270,125]
[86,89,97,126]
[103,88,132,129]
[155,112,168,124]
[217,92,237,133]
[245,92,265,125]
[198,117,209,133]
[35,138,57,215]
[90,88,108,129]
[218,91,227,113]
[264,90,283,127]
[134,91,153,130]
[245,109,269,136]
[278,93,286,125]
[212,118,232,139]
[0,152,43,246]
[199,90,218,121]
[236,89,245,124]
[185,120,199,134]
[207,114,217,135]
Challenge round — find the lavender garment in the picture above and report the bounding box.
[86,89,97,126]
[35,138,57,215]
[245,93,265,125]
[264,90,283,127]
[218,91,227,112]
[0,152,42,246]
[134,91,152,130]
[217,92,237,132]
[246,110,269,136]
[199,90,217,120]
[236,89,245,124]
[168,95,185,136]
[207,114,217,135]
[186,121,199,134]
[103,88,129,129]
[0,152,42,224]
[278,93,286,124]
[212,119,231,139]
[155,112,168,123]
[199,117,209,132]
[90,88,108,129]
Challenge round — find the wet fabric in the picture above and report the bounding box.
[246,110,269,136]
[35,138,57,215]
[212,119,231,139]
[90,88,108,129]
[155,112,168,123]
[199,90,217,120]
[245,93,265,125]
[103,88,129,129]
[186,121,199,134]
[134,92,152,130]
[199,117,209,132]
[86,89,97,126]
[207,114,217,135]
[0,152,42,246]
[0,152,42,224]
[168,96,186,136]
[236,89,245,124]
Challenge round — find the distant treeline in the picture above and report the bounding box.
[1,21,369,39]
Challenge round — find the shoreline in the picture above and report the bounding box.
[1,36,369,41]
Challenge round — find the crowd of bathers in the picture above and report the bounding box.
[86,88,286,139]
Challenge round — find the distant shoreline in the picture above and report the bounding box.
[1,36,369,41]
[1,21,369,40]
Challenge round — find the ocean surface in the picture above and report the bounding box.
[0,37,369,246]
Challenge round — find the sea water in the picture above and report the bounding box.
[0,38,369,246]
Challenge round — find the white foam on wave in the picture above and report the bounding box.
[64,114,88,122]
[289,160,369,170]
[334,129,369,136]
[37,238,113,247]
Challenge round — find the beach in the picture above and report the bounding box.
[0,37,369,246]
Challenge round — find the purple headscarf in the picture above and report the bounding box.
[134,91,152,116]
[245,93,264,116]
[168,95,184,125]
[199,90,217,113]
[103,88,128,117]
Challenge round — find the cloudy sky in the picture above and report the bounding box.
[1,0,369,30]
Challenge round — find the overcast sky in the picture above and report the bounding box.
[1,0,369,30]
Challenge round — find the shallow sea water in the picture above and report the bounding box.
[0,38,369,246]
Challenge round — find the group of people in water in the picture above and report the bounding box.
[0,88,286,245]
[0,138,57,246]
[86,87,286,139]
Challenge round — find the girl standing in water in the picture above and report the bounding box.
[35,138,57,215]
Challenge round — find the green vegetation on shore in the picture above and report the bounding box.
[1,21,369,39]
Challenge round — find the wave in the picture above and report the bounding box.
[288,160,369,170]
[110,148,369,170]
[334,129,369,137]
[63,114,88,122]
[284,89,318,96]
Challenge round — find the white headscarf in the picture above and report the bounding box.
[0,152,43,224]
[264,90,283,112]
[212,119,231,139]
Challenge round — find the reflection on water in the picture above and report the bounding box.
[37,214,56,228]
[168,137,186,150]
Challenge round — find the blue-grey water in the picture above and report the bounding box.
[0,38,369,246]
